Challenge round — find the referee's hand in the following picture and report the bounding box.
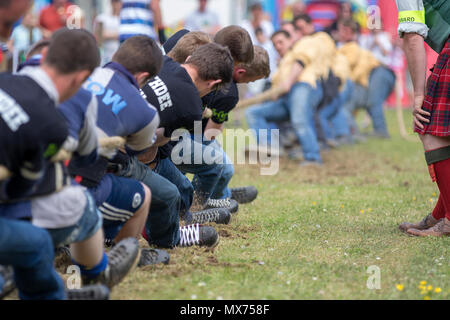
[412,94,430,130]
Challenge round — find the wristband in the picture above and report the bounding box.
[158,28,167,45]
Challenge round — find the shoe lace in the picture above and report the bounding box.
[192,210,220,224]
[207,198,230,208]
[179,224,200,247]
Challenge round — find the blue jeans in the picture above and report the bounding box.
[173,135,232,205]
[366,66,396,136]
[46,191,102,248]
[206,140,233,200]
[0,216,65,300]
[345,68,395,136]
[319,96,341,140]
[327,80,353,139]
[116,156,180,248]
[154,157,193,216]
[246,81,323,162]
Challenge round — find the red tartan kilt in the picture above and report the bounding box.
[415,37,450,136]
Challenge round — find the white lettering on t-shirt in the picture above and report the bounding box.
[0,89,30,132]
[147,76,173,112]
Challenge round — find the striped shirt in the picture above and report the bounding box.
[119,0,156,42]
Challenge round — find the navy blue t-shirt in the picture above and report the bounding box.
[201,81,239,131]
[0,73,68,207]
[141,56,203,159]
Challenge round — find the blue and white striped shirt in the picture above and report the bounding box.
[119,0,156,42]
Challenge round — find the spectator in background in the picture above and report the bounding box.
[8,10,42,62]
[252,27,277,90]
[94,0,122,65]
[291,0,307,18]
[119,0,166,44]
[325,1,353,41]
[280,21,297,41]
[185,0,220,35]
[39,0,72,38]
[359,25,393,66]
[336,15,357,47]
[241,0,274,46]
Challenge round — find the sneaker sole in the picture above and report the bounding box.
[209,233,220,248]
[115,246,141,286]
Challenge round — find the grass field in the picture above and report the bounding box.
[108,109,449,300]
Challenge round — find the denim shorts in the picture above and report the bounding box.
[46,191,102,247]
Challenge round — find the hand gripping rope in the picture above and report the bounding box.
[0,136,126,181]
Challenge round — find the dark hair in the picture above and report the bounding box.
[112,35,163,77]
[271,30,291,40]
[293,13,312,26]
[44,28,100,74]
[214,25,254,64]
[185,43,233,84]
[254,27,264,35]
[338,18,359,34]
[26,39,51,59]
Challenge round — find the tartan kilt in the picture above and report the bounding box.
[415,37,450,136]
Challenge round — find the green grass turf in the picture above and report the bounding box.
[108,109,448,300]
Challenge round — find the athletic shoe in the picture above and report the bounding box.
[205,198,238,214]
[399,213,441,233]
[138,248,170,267]
[178,224,219,248]
[82,237,140,289]
[189,208,231,225]
[66,284,110,300]
[104,238,116,248]
[0,265,15,299]
[231,186,258,204]
[407,218,450,237]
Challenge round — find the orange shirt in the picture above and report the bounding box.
[39,3,72,32]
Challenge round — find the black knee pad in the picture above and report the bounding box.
[425,145,450,182]
[425,145,450,165]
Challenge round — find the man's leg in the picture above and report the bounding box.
[288,82,323,163]
[366,67,396,137]
[343,82,366,136]
[117,156,181,248]
[401,135,450,235]
[245,98,290,146]
[208,140,234,200]
[0,215,65,300]
[32,187,140,289]
[319,97,341,141]
[154,157,193,217]
[97,175,151,244]
[331,80,353,140]
[174,136,227,210]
